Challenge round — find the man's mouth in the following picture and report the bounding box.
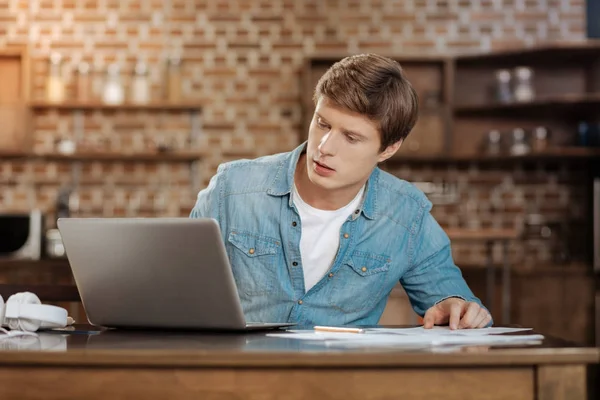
[314,160,334,171]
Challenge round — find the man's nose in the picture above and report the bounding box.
[318,131,338,156]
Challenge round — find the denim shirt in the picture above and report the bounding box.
[190,143,485,326]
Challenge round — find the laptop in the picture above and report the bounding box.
[57,217,295,331]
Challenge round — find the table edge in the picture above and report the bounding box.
[1,347,598,368]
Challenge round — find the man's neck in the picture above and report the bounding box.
[294,154,366,211]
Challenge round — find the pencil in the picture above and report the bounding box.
[313,326,365,334]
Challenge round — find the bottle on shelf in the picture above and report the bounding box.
[494,69,513,104]
[509,127,531,155]
[46,52,65,103]
[166,54,182,102]
[102,63,125,105]
[76,62,92,102]
[531,126,550,152]
[131,60,150,104]
[483,129,503,155]
[513,66,535,102]
[577,121,590,146]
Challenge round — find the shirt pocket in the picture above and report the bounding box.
[329,251,391,314]
[227,230,280,296]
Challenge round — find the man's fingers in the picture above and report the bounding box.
[423,309,436,329]
[471,308,489,328]
[459,302,481,328]
[477,313,492,328]
[449,303,462,330]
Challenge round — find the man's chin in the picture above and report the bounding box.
[307,168,337,188]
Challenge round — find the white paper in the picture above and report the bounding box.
[323,334,545,349]
[365,326,533,336]
[268,331,541,342]
[266,326,543,348]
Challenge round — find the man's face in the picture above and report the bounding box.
[305,97,400,194]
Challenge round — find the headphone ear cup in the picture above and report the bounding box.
[0,295,5,327]
[6,292,43,332]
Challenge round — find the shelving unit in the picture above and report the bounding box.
[451,41,600,158]
[302,43,600,163]
[23,100,205,191]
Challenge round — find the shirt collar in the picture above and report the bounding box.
[267,141,378,220]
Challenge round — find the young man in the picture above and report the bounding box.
[190,54,492,329]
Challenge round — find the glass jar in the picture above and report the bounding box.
[509,127,531,156]
[494,69,512,103]
[166,55,182,102]
[484,129,503,155]
[131,60,150,104]
[46,52,65,103]
[76,62,91,101]
[102,63,124,105]
[513,66,535,102]
[531,126,550,152]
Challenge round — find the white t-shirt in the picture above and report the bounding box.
[292,184,365,292]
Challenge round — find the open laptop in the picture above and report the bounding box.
[57,217,295,331]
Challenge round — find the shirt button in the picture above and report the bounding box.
[361,266,367,272]
[328,273,334,278]
[292,221,297,227]
[298,300,303,305]
[354,209,359,214]
[343,233,349,239]
[249,248,255,255]
[292,261,298,266]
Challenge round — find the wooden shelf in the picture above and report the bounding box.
[35,151,206,162]
[0,150,29,159]
[0,150,206,162]
[28,101,204,111]
[308,52,449,64]
[385,147,600,164]
[454,93,600,116]
[455,40,600,65]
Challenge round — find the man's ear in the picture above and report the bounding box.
[377,139,403,163]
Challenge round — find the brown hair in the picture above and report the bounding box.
[313,53,419,151]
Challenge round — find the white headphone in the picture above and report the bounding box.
[0,292,68,332]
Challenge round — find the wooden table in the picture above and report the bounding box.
[0,326,597,400]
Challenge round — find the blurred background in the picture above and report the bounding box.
[0,0,599,345]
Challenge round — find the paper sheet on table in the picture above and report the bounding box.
[266,331,544,347]
[267,326,543,348]
[322,334,545,349]
[364,326,533,336]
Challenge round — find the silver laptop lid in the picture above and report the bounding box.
[57,218,248,330]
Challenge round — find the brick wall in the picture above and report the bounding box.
[386,161,591,269]
[0,0,588,265]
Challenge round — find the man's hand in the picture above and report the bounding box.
[423,298,492,329]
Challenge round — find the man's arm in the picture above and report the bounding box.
[400,212,493,328]
[189,165,224,220]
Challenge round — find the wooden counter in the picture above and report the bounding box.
[0,326,598,400]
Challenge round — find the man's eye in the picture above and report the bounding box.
[346,135,357,143]
[317,120,329,129]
